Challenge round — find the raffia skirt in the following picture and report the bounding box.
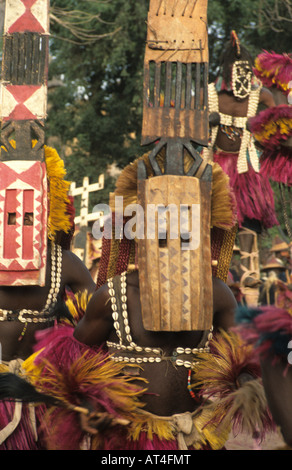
[213,148,278,230]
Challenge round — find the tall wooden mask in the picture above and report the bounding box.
[137,0,213,331]
[0,0,50,286]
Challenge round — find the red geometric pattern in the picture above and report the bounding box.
[1,84,46,121]
[0,161,47,286]
[4,0,49,34]
[0,160,44,191]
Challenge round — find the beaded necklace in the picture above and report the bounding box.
[203,82,261,174]
[0,243,62,339]
[220,123,243,141]
[187,369,200,401]
[106,272,213,369]
[231,60,252,99]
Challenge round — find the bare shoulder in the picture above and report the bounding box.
[62,248,85,265]
[86,283,111,317]
[212,276,233,296]
[61,249,96,293]
[212,277,237,330]
[73,283,113,345]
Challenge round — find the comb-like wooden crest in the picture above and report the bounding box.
[137,0,213,331]
[142,0,209,148]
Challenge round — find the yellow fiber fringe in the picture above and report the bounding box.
[211,162,237,229]
[254,117,292,142]
[112,149,236,230]
[191,330,254,392]
[0,140,72,241]
[65,290,92,324]
[124,407,230,449]
[192,407,231,449]
[44,145,71,241]
[0,363,9,373]
[23,350,146,415]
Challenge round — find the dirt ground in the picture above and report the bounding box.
[225,429,287,450]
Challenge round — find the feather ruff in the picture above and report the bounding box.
[249,105,292,147]
[22,327,146,450]
[250,105,292,186]
[259,146,292,186]
[21,326,231,450]
[236,305,292,363]
[254,50,292,95]
[236,282,292,362]
[64,289,92,324]
[113,149,237,230]
[191,330,274,438]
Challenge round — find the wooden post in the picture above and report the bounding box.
[70,174,104,263]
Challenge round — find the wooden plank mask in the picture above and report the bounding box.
[0,0,49,286]
[137,0,213,331]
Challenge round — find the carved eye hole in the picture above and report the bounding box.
[180,205,191,246]
[24,212,33,226]
[158,236,167,248]
[181,234,191,245]
[8,212,16,225]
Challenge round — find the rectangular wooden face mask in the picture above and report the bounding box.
[0,0,50,286]
[0,160,47,286]
[137,173,213,332]
[137,0,213,331]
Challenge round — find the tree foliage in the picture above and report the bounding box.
[0,0,291,235]
[46,0,291,182]
[47,0,148,195]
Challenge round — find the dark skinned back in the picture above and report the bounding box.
[0,245,95,362]
[74,271,237,416]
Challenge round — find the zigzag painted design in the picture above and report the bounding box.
[0,84,47,121]
[4,0,49,34]
[181,249,191,329]
[159,248,170,329]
